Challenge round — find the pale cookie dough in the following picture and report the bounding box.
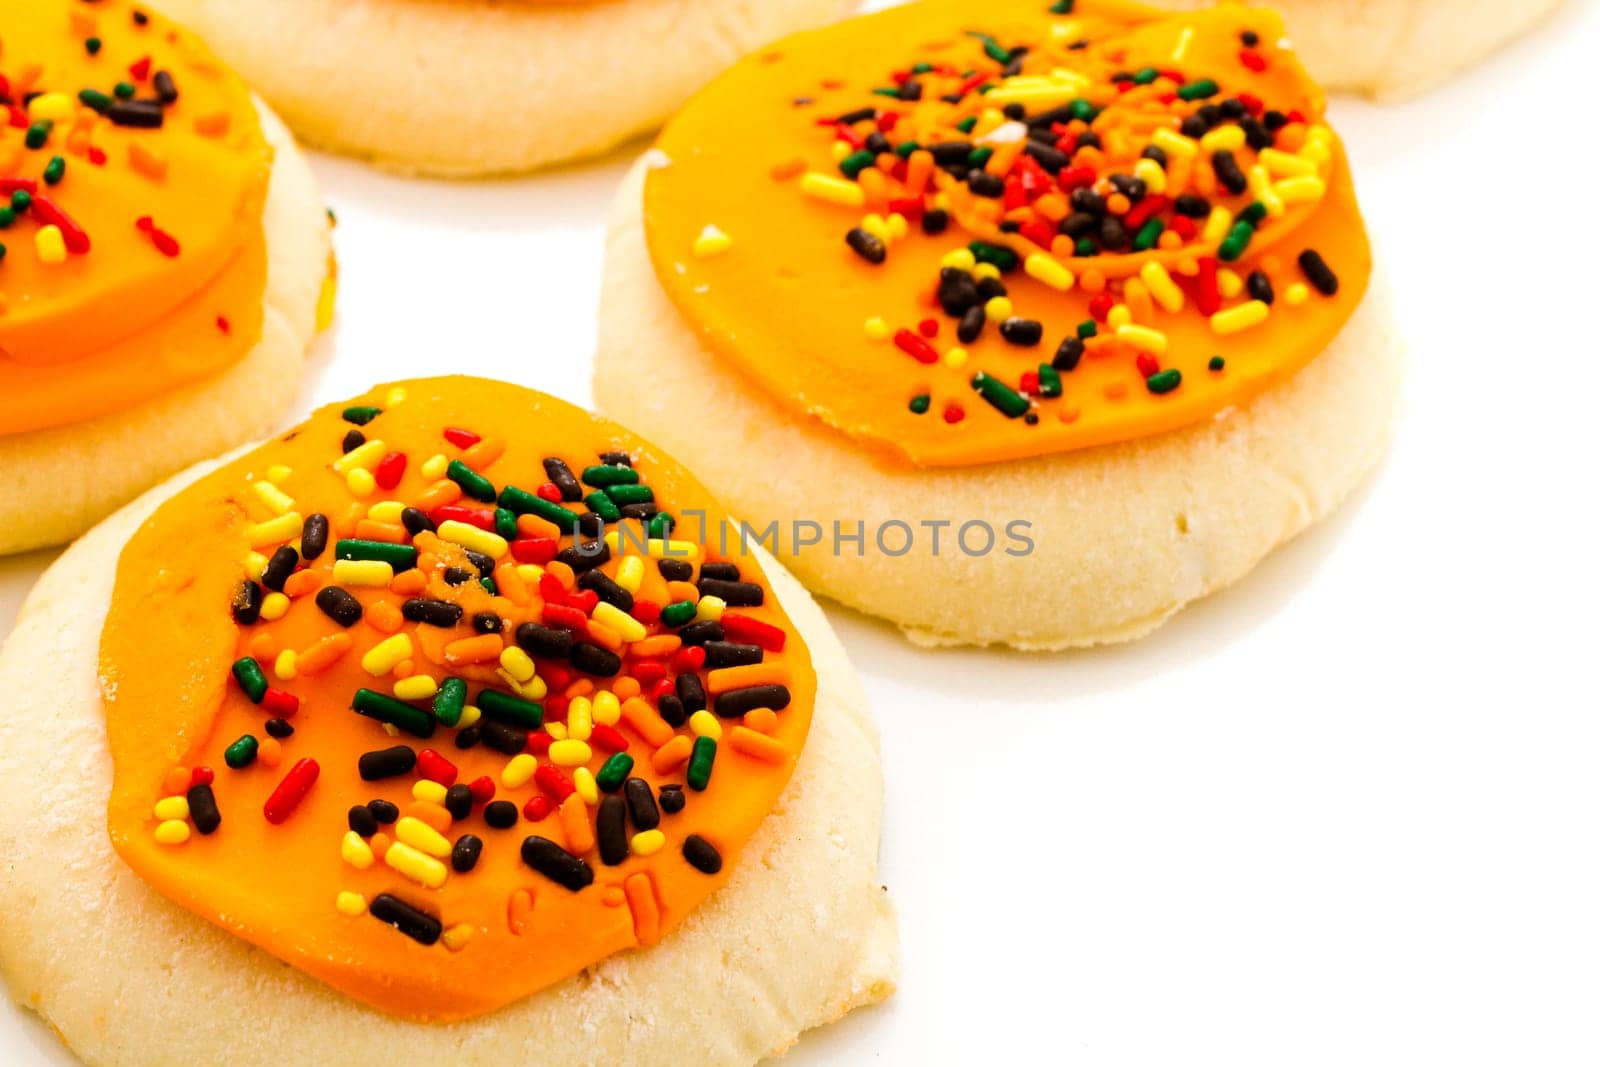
[0,103,330,558]
[595,160,1404,650]
[0,457,896,1066]
[1146,0,1562,99]
[149,0,858,176]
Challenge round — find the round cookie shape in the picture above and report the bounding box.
[0,0,273,435]
[100,377,817,1021]
[642,0,1370,467]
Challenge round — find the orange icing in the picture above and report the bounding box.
[644,0,1372,467]
[0,0,270,436]
[101,377,815,1021]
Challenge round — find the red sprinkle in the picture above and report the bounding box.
[894,328,939,365]
[189,766,215,788]
[415,748,458,786]
[262,759,319,825]
[590,724,629,754]
[430,504,495,530]
[466,775,496,804]
[510,537,559,564]
[129,56,151,80]
[534,764,575,801]
[260,688,299,717]
[523,795,555,822]
[1239,49,1268,72]
[442,427,481,449]
[720,612,787,652]
[536,482,563,503]
[374,451,407,490]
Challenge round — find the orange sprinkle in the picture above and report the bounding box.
[558,793,594,854]
[625,872,662,945]
[516,513,562,540]
[728,726,789,764]
[563,678,596,699]
[460,437,505,471]
[412,479,462,513]
[404,801,453,834]
[162,766,192,796]
[611,676,641,701]
[494,562,531,606]
[665,580,699,603]
[389,569,427,596]
[628,635,681,659]
[365,599,403,635]
[743,707,778,733]
[282,570,323,598]
[257,736,283,769]
[545,560,575,590]
[369,832,393,861]
[193,111,230,137]
[247,631,277,662]
[128,141,168,180]
[444,633,503,666]
[297,632,353,675]
[706,662,790,695]
[768,156,806,181]
[651,735,694,774]
[621,697,675,748]
[506,888,535,935]
[354,519,407,544]
[584,620,624,652]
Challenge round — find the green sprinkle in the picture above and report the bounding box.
[912,62,935,74]
[1075,238,1098,257]
[1132,217,1165,252]
[895,141,920,158]
[1146,369,1183,395]
[231,657,268,703]
[972,372,1031,418]
[335,539,418,570]
[0,208,14,229]
[1209,355,1226,371]
[1077,320,1098,340]
[494,507,517,540]
[968,146,993,168]
[1037,364,1063,398]
[42,156,65,185]
[1177,78,1219,101]
[480,576,497,595]
[25,121,51,150]
[446,459,496,502]
[646,512,675,540]
[477,690,543,730]
[969,241,1018,272]
[341,405,382,425]
[956,116,978,134]
[114,81,135,99]
[433,678,468,728]
[223,735,259,770]
[85,37,102,55]
[11,190,31,212]
[839,149,876,178]
[605,483,654,507]
[1049,0,1076,13]
[1131,66,1159,86]
[871,86,903,99]
[78,88,112,111]
[660,600,698,627]
[595,753,635,793]
[585,490,621,523]
[0,243,6,263]
[909,393,931,414]
[686,736,717,791]
[1069,98,1098,122]
[498,485,578,533]
[580,464,638,488]
[1218,220,1255,262]
[352,688,435,738]
[966,31,1012,65]
[1239,201,1268,226]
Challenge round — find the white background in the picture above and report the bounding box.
[4,2,1599,1063]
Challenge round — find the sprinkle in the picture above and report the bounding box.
[1210,299,1271,334]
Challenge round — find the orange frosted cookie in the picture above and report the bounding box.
[0,377,894,1065]
[596,0,1402,649]
[0,0,332,555]
[152,0,858,176]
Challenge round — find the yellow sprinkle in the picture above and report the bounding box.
[1106,303,1133,330]
[614,555,644,594]
[361,633,413,676]
[502,753,538,790]
[396,816,452,858]
[393,674,438,701]
[266,464,293,483]
[1259,148,1315,178]
[592,601,646,642]
[335,891,368,916]
[545,720,567,741]
[341,830,375,869]
[154,820,190,845]
[516,564,543,583]
[442,923,476,952]
[26,92,74,122]
[153,796,189,822]
[573,767,599,806]
[549,739,592,768]
[972,262,1001,281]
[943,346,968,369]
[864,316,890,341]
[1139,261,1185,314]
[385,841,448,889]
[316,275,338,331]
[1170,25,1195,62]
[1202,207,1234,247]
[1026,254,1073,292]
[385,385,408,407]
[693,224,733,258]
[592,690,621,726]
[1284,282,1310,306]
[1210,300,1271,335]
[695,595,725,622]
[252,479,295,515]
[1200,125,1245,153]
[247,512,303,549]
[1274,175,1326,204]
[601,531,702,561]
[420,453,449,480]
[244,551,268,580]
[567,697,593,742]
[1117,324,1168,355]
[630,830,666,857]
[345,468,377,498]
[860,213,890,244]
[259,592,290,622]
[1133,157,1167,196]
[412,779,448,805]
[1248,165,1285,218]
[886,212,909,241]
[499,645,536,684]
[273,650,298,681]
[437,519,507,559]
[332,558,393,587]
[368,500,405,523]
[941,248,977,271]
[799,171,865,208]
[332,438,387,473]
[689,709,722,740]
[1217,269,1245,299]
[457,705,482,729]
[985,296,1014,319]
